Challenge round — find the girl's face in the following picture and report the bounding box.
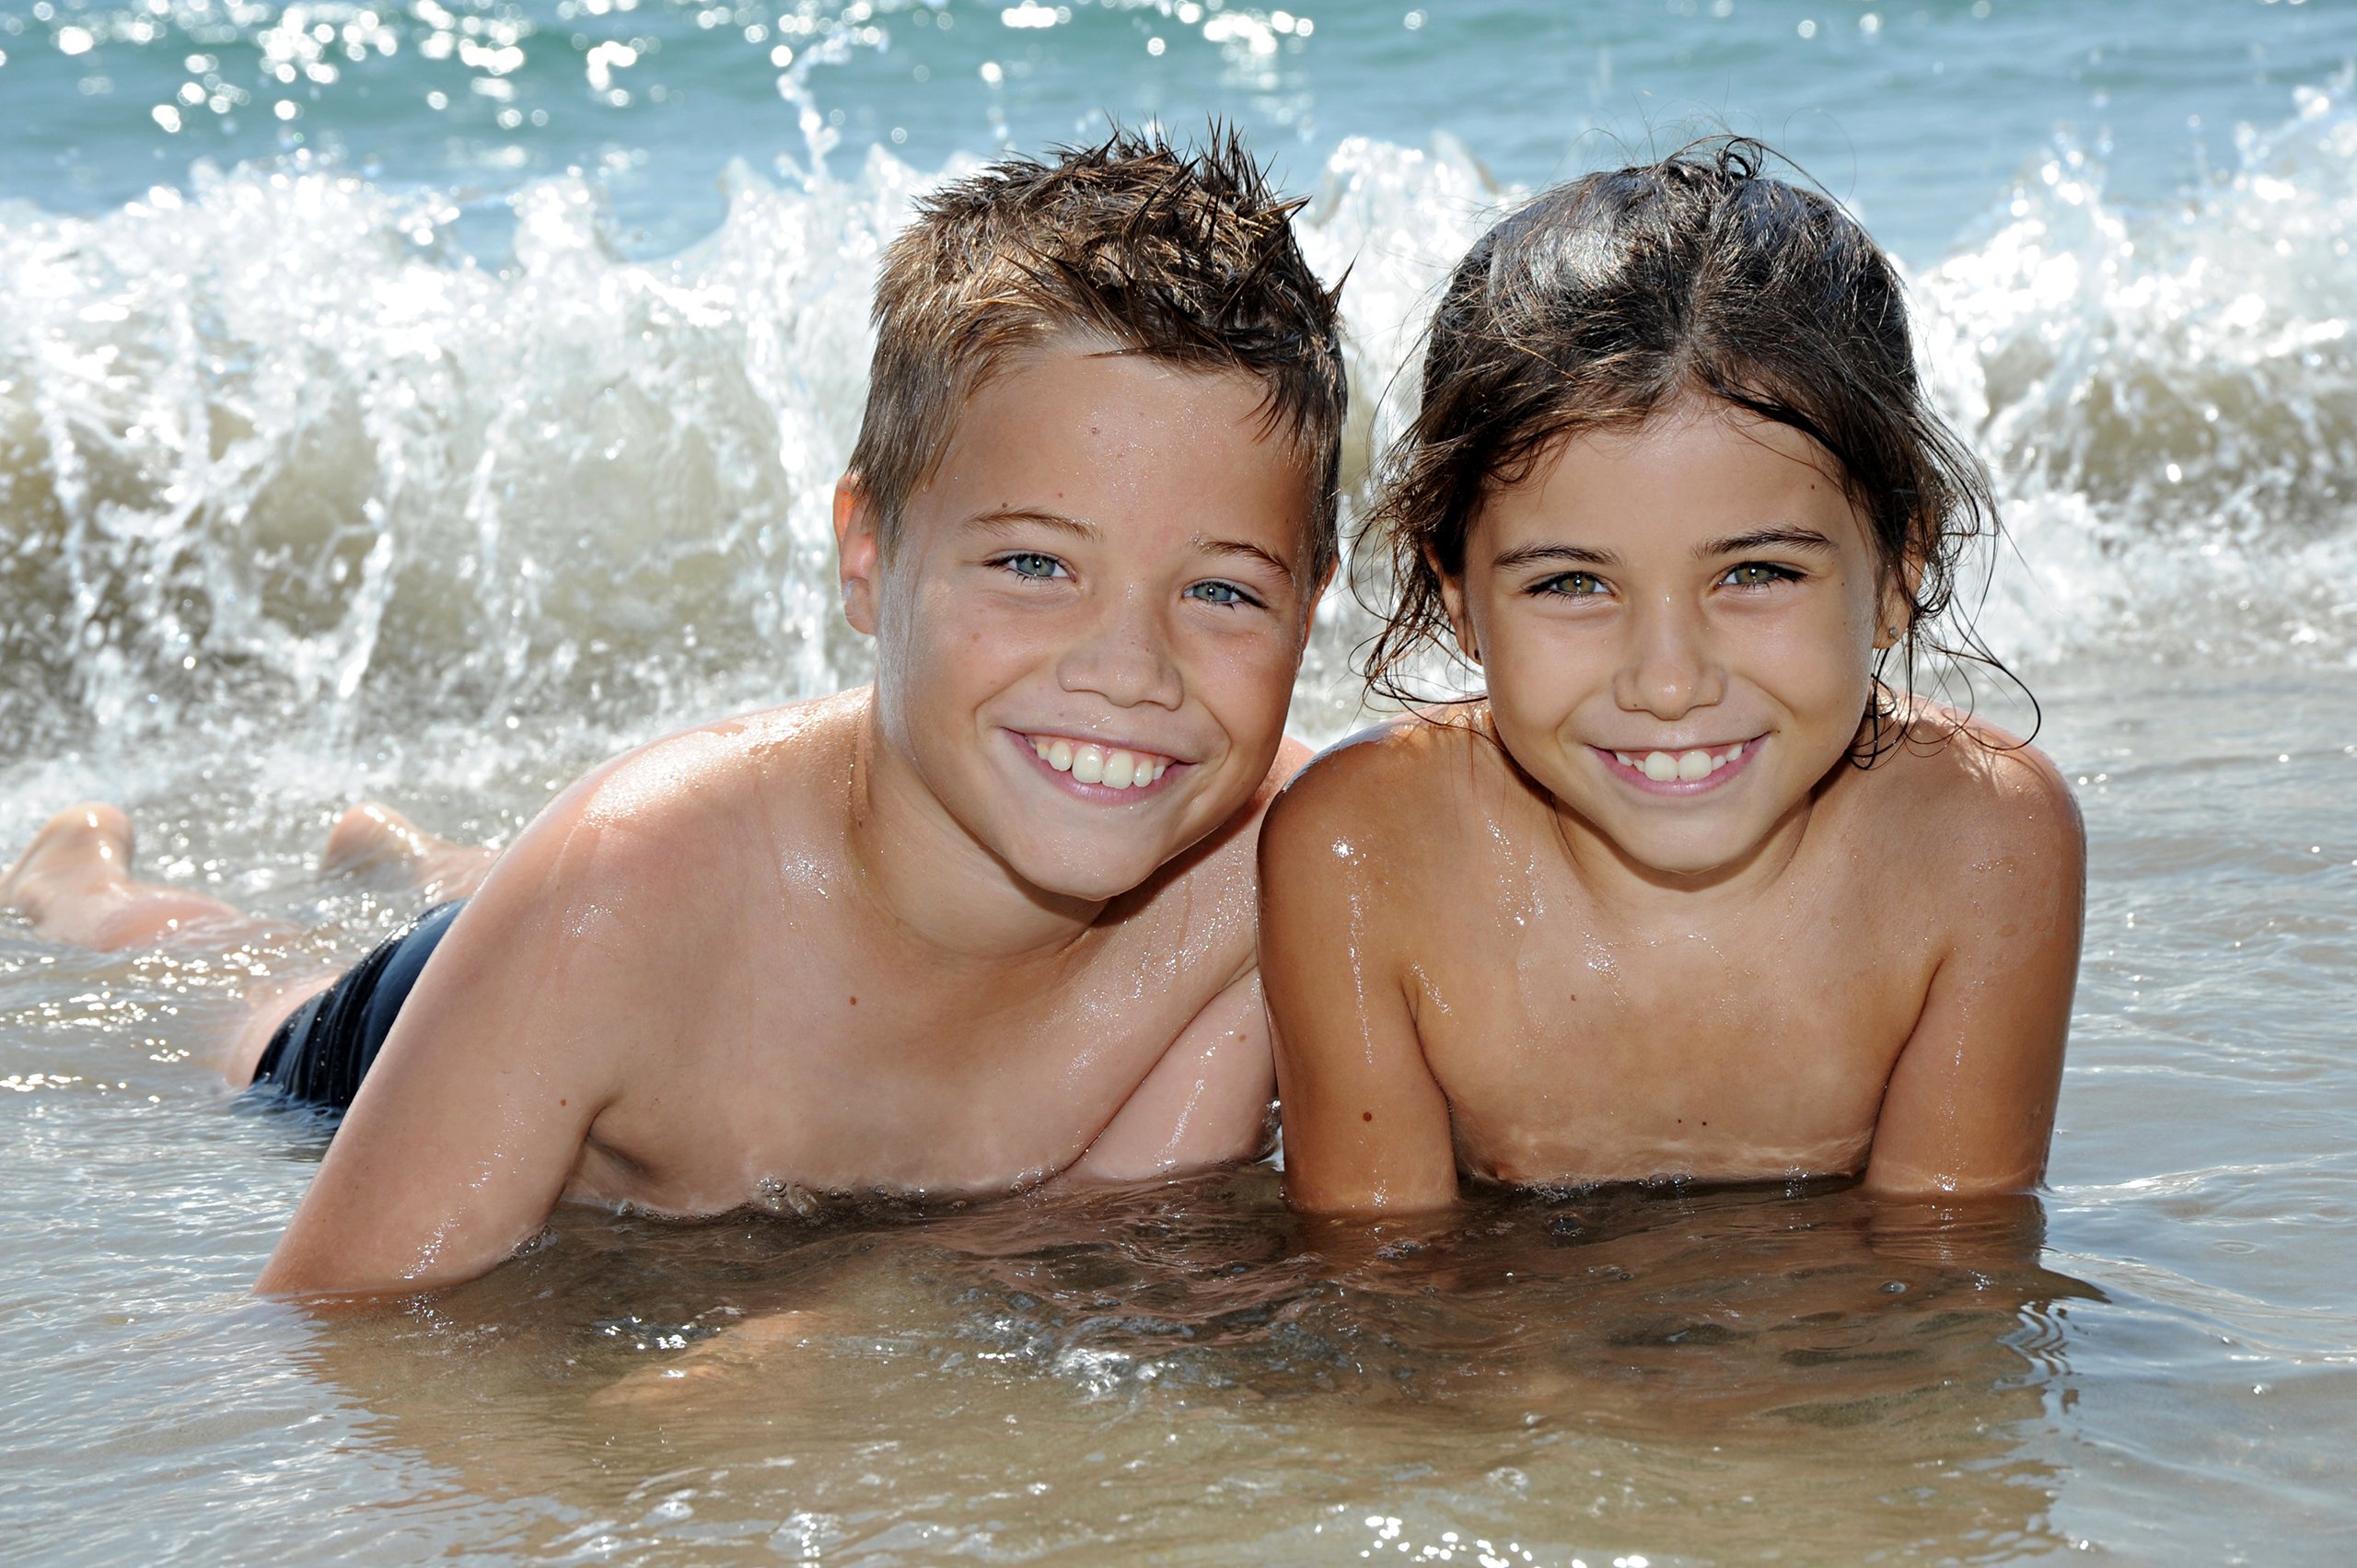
[1441,396,1901,881]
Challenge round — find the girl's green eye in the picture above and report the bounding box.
[1003,552,1063,580]
[1186,580,1253,608]
[1724,563,1796,587]
[1538,572,1607,597]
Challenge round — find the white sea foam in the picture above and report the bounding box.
[1916,70,2357,671]
[1,82,2351,810]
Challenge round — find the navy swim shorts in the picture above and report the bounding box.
[250,900,466,1113]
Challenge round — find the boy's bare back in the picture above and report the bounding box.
[1262,701,2081,1211]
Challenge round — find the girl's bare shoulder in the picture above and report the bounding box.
[1861,701,2084,874]
[1261,703,1521,873]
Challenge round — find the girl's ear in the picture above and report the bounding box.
[834,473,882,636]
[1873,552,1925,650]
[1431,547,1480,666]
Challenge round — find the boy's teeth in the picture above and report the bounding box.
[1027,737,1167,789]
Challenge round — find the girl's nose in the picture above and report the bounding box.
[1057,590,1185,711]
[1612,595,1726,721]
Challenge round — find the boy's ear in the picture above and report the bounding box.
[1431,550,1480,666]
[834,473,881,636]
[1295,559,1337,652]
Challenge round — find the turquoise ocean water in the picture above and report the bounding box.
[5,3,2357,1563]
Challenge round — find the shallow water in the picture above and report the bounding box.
[6,2,2357,1562]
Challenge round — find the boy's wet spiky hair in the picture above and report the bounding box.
[847,126,1347,581]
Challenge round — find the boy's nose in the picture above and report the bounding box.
[1612,595,1726,721]
[1057,591,1185,710]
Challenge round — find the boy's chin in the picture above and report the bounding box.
[993,824,1184,905]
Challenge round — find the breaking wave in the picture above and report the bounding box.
[2,74,2351,809]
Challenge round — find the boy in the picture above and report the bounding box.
[2,129,1345,1297]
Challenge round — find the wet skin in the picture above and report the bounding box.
[1260,399,2084,1214]
[258,345,1327,1297]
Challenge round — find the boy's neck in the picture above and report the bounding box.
[842,692,1109,969]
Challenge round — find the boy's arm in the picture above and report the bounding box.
[1062,736,1317,1181]
[1864,749,2085,1197]
[1062,968,1277,1179]
[1258,750,1459,1214]
[255,817,660,1300]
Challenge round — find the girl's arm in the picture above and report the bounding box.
[1864,745,2085,1196]
[1257,747,1460,1214]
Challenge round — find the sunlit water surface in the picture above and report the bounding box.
[6,1,2357,1562]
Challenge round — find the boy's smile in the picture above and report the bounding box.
[840,343,1322,905]
[1443,396,1898,884]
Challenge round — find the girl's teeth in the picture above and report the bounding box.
[1028,738,1167,789]
[1631,743,1748,783]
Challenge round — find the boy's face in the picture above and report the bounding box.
[1443,397,1899,880]
[840,345,1324,902]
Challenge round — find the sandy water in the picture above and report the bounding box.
[7,658,2355,1563]
[7,1,2357,1562]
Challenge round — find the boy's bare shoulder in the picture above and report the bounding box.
[486,691,866,925]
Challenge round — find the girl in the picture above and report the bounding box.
[1260,142,2084,1214]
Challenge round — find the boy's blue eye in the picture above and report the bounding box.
[1722,563,1800,588]
[1000,552,1065,581]
[1185,580,1258,609]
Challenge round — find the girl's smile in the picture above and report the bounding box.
[1592,736,1762,795]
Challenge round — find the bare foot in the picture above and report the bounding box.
[587,1309,838,1412]
[321,803,500,902]
[0,804,256,951]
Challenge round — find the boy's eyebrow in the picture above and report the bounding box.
[964,507,1099,539]
[1194,535,1296,577]
[1695,527,1839,557]
[964,512,1296,577]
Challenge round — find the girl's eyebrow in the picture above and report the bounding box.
[1492,542,1620,572]
[1696,526,1838,557]
[1494,528,1838,574]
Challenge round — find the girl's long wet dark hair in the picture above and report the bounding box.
[1363,139,2024,760]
